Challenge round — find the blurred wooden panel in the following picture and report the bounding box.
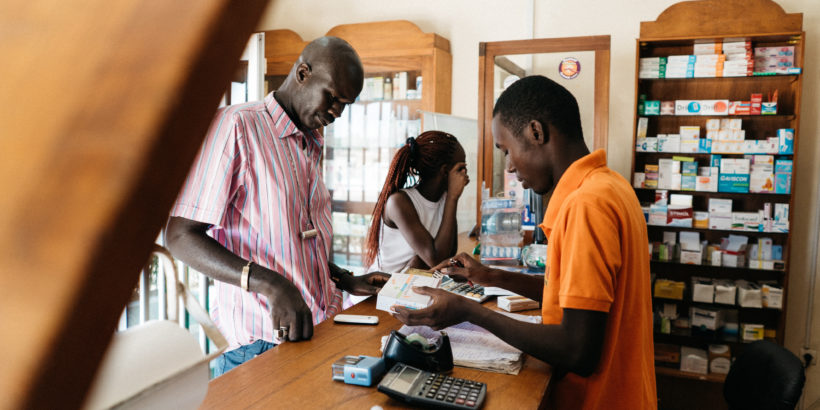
[0,0,269,408]
[641,0,802,39]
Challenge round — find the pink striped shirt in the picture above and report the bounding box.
[171,92,345,350]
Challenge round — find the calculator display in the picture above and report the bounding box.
[390,366,420,394]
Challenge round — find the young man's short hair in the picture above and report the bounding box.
[493,75,583,141]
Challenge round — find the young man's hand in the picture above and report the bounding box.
[431,252,494,286]
[338,271,391,296]
[391,286,479,330]
[262,271,314,342]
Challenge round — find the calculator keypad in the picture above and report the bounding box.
[416,373,485,408]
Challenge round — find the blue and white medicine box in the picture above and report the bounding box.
[698,139,712,153]
[775,173,791,194]
[777,128,794,154]
[718,174,750,193]
[774,159,793,174]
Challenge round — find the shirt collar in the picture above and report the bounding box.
[539,149,607,238]
[265,92,324,148]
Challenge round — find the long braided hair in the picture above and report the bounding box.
[364,131,462,267]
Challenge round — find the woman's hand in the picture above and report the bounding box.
[446,162,469,199]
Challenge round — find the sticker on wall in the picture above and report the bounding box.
[558,57,581,80]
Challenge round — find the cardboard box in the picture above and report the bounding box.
[692,280,715,302]
[679,126,701,139]
[680,346,709,375]
[718,174,750,193]
[715,283,737,305]
[691,307,724,331]
[681,249,702,264]
[720,158,751,174]
[737,281,762,308]
[376,273,442,311]
[762,284,783,309]
[741,323,765,342]
[655,279,685,300]
[658,134,681,152]
[732,212,760,231]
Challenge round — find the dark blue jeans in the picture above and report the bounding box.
[213,339,276,377]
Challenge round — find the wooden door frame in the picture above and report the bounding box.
[476,35,611,223]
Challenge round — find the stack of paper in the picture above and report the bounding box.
[383,312,540,375]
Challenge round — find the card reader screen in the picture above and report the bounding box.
[390,367,420,394]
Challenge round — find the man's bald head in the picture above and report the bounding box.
[278,36,364,131]
[299,36,363,80]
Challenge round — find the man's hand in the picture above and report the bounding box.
[391,286,478,330]
[338,271,391,296]
[262,271,314,342]
[430,252,494,286]
[446,162,469,200]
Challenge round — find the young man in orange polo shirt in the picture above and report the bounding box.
[392,75,656,409]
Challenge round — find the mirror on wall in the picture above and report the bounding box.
[477,36,611,228]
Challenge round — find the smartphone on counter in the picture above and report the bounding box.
[333,314,379,325]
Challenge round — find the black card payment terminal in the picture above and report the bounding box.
[377,362,486,409]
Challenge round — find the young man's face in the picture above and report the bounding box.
[295,62,361,130]
[492,115,554,195]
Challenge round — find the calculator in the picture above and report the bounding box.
[377,362,486,409]
[439,275,490,303]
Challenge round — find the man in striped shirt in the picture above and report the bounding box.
[165,37,390,376]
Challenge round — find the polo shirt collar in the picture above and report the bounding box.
[264,92,325,147]
[539,149,607,238]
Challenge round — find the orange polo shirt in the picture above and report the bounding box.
[540,150,656,409]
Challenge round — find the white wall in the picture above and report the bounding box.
[259,0,820,406]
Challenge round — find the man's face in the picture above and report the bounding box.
[296,62,362,130]
[492,116,553,195]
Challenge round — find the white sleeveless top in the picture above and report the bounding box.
[368,187,447,273]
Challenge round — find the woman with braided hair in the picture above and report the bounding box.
[364,131,469,273]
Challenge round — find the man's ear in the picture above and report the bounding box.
[528,120,549,145]
[295,62,312,84]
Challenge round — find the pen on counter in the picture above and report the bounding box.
[448,258,472,286]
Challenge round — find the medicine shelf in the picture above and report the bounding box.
[634,187,791,197]
[652,297,785,314]
[645,224,788,236]
[650,260,785,281]
[640,114,796,120]
[634,152,793,158]
[654,367,728,384]
[639,73,800,83]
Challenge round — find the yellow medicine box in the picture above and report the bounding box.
[654,279,685,300]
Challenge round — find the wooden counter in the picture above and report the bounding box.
[200,296,551,409]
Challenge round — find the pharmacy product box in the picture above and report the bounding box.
[680,139,700,153]
[632,172,646,189]
[680,346,709,375]
[691,307,724,331]
[658,134,681,152]
[698,139,712,153]
[750,172,774,193]
[709,198,733,214]
[667,206,693,227]
[679,126,701,139]
[660,101,675,115]
[777,129,794,154]
[750,93,763,115]
[692,280,714,303]
[710,216,733,231]
[645,137,658,152]
[644,100,661,115]
[376,273,442,312]
[715,283,737,305]
[741,324,765,342]
[654,279,685,300]
[694,212,710,228]
[636,117,648,139]
[696,176,718,192]
[732,212,760,231]
[774,173,791,194]
[718,174,750,193]
[681,161,698,175]
[706,119,721,131]
[762,284,783,309]
[761,102,777,115]
[773,204,789,233]
[737,281,762,308]
[710,155,722,167]
[775,159,793,174]
[681,175,697,191]
[681,249,702,265]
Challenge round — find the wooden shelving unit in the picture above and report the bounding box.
[631,1,804,408]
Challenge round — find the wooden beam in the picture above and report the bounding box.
[0,0,270,408]
[494,56,527,78]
